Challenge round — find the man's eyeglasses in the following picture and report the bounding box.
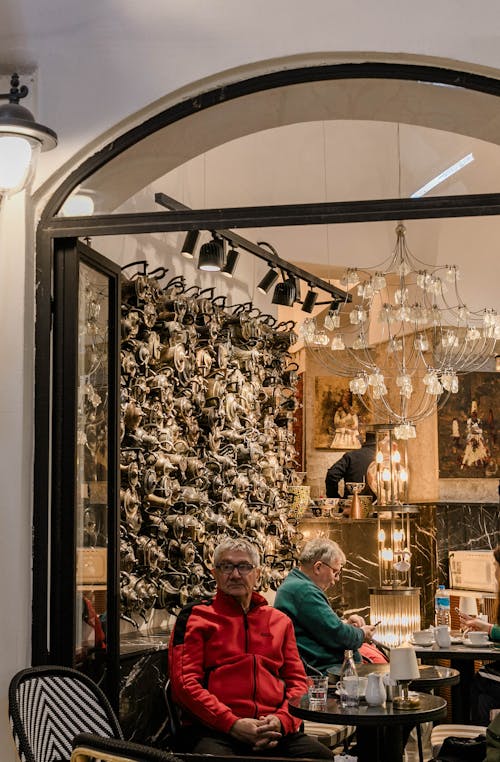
[320,560,343,579]
[215,562,255,575]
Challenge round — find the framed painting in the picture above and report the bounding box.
[438,371,499,478]
[314,376,371,450]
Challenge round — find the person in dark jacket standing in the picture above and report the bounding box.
[325,430,377,498]
[274,537,377,675]
[169,536,331,759]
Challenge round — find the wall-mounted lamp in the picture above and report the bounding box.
[198,234,225,271]
[257,267,279,294]
[301,288,318,313]
[0,73,57,196]
[221,245,239,278]
[181,230,200,260]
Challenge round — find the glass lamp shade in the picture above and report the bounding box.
[0,134,40,195]
[0,96,57,195]
[370,588,421,647]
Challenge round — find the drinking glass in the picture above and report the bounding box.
[307,675,329,709]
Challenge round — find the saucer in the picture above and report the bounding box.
[450,636,464,644]
[410,638,434,647]
[463,639,491,648]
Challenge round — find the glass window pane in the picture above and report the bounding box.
[75,261,109,672]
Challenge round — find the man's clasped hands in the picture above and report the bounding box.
[230,715,283,750]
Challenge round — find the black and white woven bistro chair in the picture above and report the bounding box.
[9,665,123,762]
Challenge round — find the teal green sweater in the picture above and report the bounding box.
[490,624,500,642]
[274,568,364,675]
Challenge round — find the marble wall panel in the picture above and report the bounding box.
[299,501,500,628]
[299,510,436,626]
[120,647,169,745]
[435,502,500,583]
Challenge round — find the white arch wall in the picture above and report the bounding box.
[2,4,500,753]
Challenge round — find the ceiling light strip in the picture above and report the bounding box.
[410,153,474,198]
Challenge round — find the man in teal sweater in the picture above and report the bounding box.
[274,538,377,675]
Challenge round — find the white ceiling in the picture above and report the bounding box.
[103,118,500,313]
[3,0,500,184]
[1,1,500,313]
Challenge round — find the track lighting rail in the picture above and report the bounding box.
[154,192,348,301]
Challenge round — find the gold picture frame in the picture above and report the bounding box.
[438,371,498,478]
[314,376,371,450]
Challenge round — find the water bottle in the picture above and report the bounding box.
[340,649,357,679]
[435,584,451,627]
[339,649,359,707]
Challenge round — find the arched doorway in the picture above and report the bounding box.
[34,59,500,710]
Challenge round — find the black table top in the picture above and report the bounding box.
[327,663,460,688]
[289,692,447,726]
[414,642,500,660]
[351,663,460,688]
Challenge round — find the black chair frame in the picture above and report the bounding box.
[9,665,123,762]
[72,732,320,762]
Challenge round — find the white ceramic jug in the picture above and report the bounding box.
[365,672,386,706]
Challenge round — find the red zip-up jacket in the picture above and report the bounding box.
[169,590,307,736]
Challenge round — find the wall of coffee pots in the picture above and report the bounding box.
[119,267,304,629]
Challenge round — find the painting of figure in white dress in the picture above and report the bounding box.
[438,372,498,478]
[314,376,370,450]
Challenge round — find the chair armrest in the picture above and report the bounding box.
[72,733,318,762]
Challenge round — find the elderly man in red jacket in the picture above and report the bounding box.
[169,536,331,758]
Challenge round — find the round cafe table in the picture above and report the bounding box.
[327,663,460,694]
[289,692,447,762]
[338,662,461,690]
[332,663,459,762]
[413,641,498,722]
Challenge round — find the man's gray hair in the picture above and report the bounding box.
[214,536,261,567]
[299,537,346,567]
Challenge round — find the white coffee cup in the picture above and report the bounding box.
[468,631,489,646]
[338,675,360,707]
[412,630,434,646]
[434,625,451,648]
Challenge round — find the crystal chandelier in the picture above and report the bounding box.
[301,223,498,438]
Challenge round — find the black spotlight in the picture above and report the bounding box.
[181,230,199,260]
[302,289,318,313]
[257,268,279,294]
[288,274,300,303]
[198,235,225,271]
[221,246,239,278]
[272,278,296,306]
